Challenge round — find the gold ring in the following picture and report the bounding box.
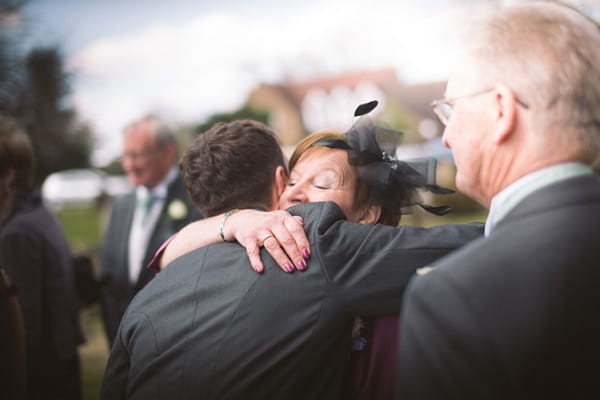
[260,234,274,245]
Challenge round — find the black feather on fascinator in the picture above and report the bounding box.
[316,100,454,216]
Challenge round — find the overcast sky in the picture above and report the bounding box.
[20,0,600,166]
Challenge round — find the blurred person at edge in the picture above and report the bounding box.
[395,3,600,399]
[99,114,201,346]
[0,120,26,400]
[0,119,83,400]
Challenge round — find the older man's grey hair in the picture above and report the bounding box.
[123,114,177,149]
[462,2,600,164]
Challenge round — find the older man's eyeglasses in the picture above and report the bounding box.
[431,88,529,126]
[121,148,159,161]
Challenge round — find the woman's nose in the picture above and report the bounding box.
[284,183,308,205]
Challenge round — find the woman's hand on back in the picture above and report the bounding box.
[225,209,311,273]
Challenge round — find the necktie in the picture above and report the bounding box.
[129,193,157,283]
[141,193,156,225]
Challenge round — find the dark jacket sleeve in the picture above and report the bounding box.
[293,202,483,317]
[99,194,135,345]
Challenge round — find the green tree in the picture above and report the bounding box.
[1,3,93,184]
[21,47,93,184]
[0,0,25,115]
[101,158,125,175]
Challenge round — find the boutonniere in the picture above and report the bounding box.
[167,199,188,220]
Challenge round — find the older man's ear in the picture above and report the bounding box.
[491,84,519,145]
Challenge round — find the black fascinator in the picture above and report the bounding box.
[319,100,454,216]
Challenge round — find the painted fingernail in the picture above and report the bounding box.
[302,248,311,259]
[254,266,263,274]
[296,260,306,271]
[285,262,294,273]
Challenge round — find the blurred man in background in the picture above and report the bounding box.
[99,114,201,346]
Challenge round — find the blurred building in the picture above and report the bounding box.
[245,68,446,152]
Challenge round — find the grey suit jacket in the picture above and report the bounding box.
[396,174,600,399]
[101,201,483,400]
[99,173,201,345]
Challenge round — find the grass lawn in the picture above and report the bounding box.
[56,205,108,400]
[80,306,110,400]
[57,205,105,254]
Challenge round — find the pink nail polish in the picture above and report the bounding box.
[302,248,311,259]
[296,260,306,270]
[285,262,294,272]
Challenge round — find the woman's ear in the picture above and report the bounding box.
[357,204,381,225]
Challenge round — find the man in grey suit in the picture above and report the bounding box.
[99,115,201,346]
[395,3,600,398]
[101,119,482,399]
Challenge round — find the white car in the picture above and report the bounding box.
[42,169,130,209]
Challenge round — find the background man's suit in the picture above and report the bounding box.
[101,201,483,400]
[99,173,200,345]
[396,175,600,398]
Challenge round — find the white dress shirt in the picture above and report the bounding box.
[128,168,177,283]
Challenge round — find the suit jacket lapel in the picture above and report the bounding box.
[120,192,137,285]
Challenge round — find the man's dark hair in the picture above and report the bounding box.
[180,119,286,217]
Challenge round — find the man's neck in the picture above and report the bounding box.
[483,148,584,207]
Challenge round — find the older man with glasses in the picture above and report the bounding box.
[396,2,600,399]
[99,115,202,346]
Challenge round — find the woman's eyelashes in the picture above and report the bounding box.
[286,180,329,190]
[287,169,342,191]
[313,171,341,190]
[313,178,335,190]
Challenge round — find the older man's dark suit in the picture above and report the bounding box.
[101,201,483,400]
[396,174,600,399]
[99,173,200,345]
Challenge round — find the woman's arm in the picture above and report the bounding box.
[158,209,311,273]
